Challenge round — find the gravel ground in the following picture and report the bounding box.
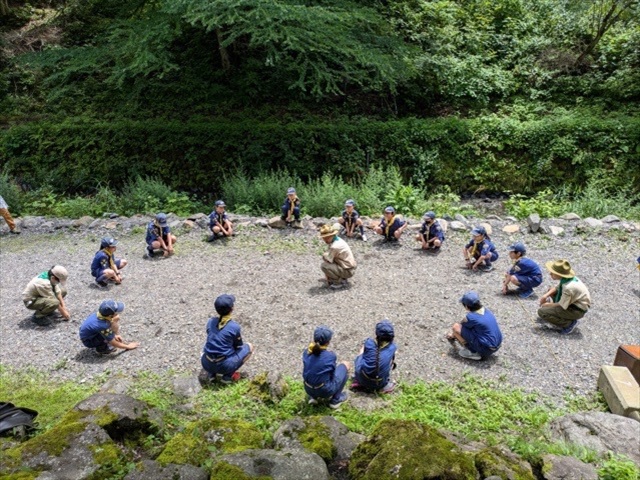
[1,213,639,404]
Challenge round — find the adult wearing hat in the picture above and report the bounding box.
[22,265,70,325]
[502,242,542,299]
[416,211,444,252]
[338,199,367,241]
[208,200,233,241]
[201,294,254,384]
[447,291,503,361]
[0,194,20,234]
[538,259,591,334]
[374,206,407,242]
[463,225,498,272]
[91,237,127,287]
[281,187,301,225]
[79,300,139,354]
[146,212,177,257]
[351,320,398,393]
[319,224,357,289]
[302,326,350,409]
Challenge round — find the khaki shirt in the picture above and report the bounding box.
[558,278,591,311]
[323,237,356,270]
[22,276,60,302]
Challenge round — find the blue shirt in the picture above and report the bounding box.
[461,308,503,349]
[79,312,115,342]
[419,220,445,242]
[208,211,229,228]
[91,250,117,277]
[146,222,170,244]
[508,257,542,278]
[282,197,301,211]
[465,237,497,257]
[356,338,397,384]
[203,317,243,359]
[302,349,338,387]
[378,217,406,239]
[341,209,360,225]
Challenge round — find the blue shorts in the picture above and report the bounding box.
[92,260,123,278]
[462,334,501,358]
[354,356,389,391]
[201,344,251,376]
[81,336,111,348]
[304,364,348,401]
[515,274,542,291]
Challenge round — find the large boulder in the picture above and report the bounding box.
[124,459,208,480]
[548,412,640,466]
[449,221,467,232]
[526,214,541,233]
[268,216,287,229]
[348,419,477,479]
[172,376,202,399]
[474,446,535,480]
[540,454,598,480]
[215,449,330,480]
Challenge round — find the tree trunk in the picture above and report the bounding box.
[216,28,231,72]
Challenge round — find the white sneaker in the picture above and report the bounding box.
[308,397,318,405]
[458,348,481,361]
[361,234,368,242]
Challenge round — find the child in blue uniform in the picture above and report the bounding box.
[351,320,397,393]
[447,291,502,361]
[91,237,127,286]
[79,300,139,354]
[208,200,234,241]
[302,326,351,409]
[201,294,254,384]
[463,226,498,272]
[146,213,177,257]
[502,242,542,299]
[338,199,367,241]
[281,187,301,225]
[374,206,407,241]
[415,211,444,252]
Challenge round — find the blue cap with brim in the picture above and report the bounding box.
[375,320,395,338]
[423,211,436,220]
[287,187,296,195]
[459,291,480,307]
[314,326,333,345]
[214,294,236,315]
[156,213,168,226]
[508,242,526,254]
[99,300,125,317]
[384,206,395,214]
[470,227,486,236]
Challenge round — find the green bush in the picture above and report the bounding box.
[0,168,24,214]
[504,189,565,219]
[598,454,640,480]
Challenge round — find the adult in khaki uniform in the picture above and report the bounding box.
[22,266,70,325]
[319,224,357,289]
[538,259,591,334]
[0,195,20,234]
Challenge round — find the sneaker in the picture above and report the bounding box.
[517,288,534,299]
[146,246,155,258]
[9,229,20,234]
[361,233,368,242]
[560,320,579,335]
[206,234,217,242]
[349,379,363,391]
[219,371,242,384]
[478,264,494,272]
[380,381,396,394]
[329,392,348,409]
[330,280,348,290]
[308,397,319,405]
[426,247,441,255]
[32,314,52,326]
[96,280,109,288]
[458,348,482,361]
[96,344,116,355]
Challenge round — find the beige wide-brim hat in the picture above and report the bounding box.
[545,259,575,278]
[319,224,338,238]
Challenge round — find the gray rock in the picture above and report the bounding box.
[187,213,207,221]
[74,393,163,433]
[292,220,304,229]
[169,220,181,229]
[449,221,467,232]
[561,213,581,221]
[72,216,94,227]
[479,222,493,235]
[183,219,197,229]
[21,216,45,229]
[454,214,467,222]
[312,217,331,227]
[442,214,454,221]
[54,219,73,229]
[172,376,202,399]
[88,219,102,229]
[438,219,448,232]
[104,221,118,230]
[255,219,268,228]
[40,221,55,231]
[503,224,520,234]
[526,213,541,233]
[268,216,287,229]
[486,215,502,221]
[540,454,598,480]
[601,215,620,223]
[196,217,208,229]
[548,412,640,466]
[549,226,565,236]
[583,218,603,228]
[125,459,208,480]
[505,216,518,222]
[218,449,329,480]
[538,225,550,235]
[475,446,535,480]
[99,377,132,395]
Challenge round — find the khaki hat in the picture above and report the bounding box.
[51,265,69,284]
[545,259,575,278]
[319,224,338,238]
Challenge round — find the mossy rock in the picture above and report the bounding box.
[0,472,39,480]
[156,418,263,467]
[474,447,535,480]
[247,371,289,404]
[348,419,477,480]
[210,461,273,480]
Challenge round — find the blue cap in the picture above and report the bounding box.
[214,294,235,315]
[99,300,125,317]
[470,226,486,236]
[459,291,480,308]
[423,211,436,220]
[345,199,355,207]
[313,326,333,345]
[375,320,395,339]
[100,237,118,249]
[156,213,168,226]
[384,206,395,214]
[287,187,296,195]
[214,200,226,207]
[508,242,526,254]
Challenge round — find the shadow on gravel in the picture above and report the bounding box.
[531,326,585,340]
[307,286,350,296]
[444,348,500,369]
[633,288,640,299]
[74,349,126,364]
[16,316,68,330]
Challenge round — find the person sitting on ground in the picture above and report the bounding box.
[201,294,254,384]
[374,206,407,242]
[281,187,301,225]
[463,226,498,272]
[208,200,233,241]
[319,224,357,289]
[537,259,591,335]
[91,237,127,286]
[302,326,350,409]
[146,212,177,257]
[447,291,503,361]
[22,265,70,325]
[79,300,139,355]
[0,195,20,234]
[338,199,367,241]
[502,242,542,299]
[351,320,397,393]
[416,211,444,252]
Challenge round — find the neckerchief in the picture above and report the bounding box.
[423,221,431,241]
[288,196,299,217]
[97,312,112,323]
[216,212,224,224]
[307,342,328,354]
[101,248,116,270]
[554,277,577,303]
[469,239,482,258]
[37,271,48,280]
[385,216,396,237]
[153,221,162,237]
[218,314,233,330]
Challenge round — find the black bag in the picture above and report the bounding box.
[0,402,38,437]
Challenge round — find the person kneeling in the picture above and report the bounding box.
[351,320,397,393]
[319,224,357,289]
[416,211,444,253]
[91,237,127,286]
[146,213,176,257]
[79,300,139,355]
[502,242,542,299]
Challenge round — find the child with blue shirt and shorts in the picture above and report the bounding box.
[281,188,301,226]
[502,242,542,299]
[91,237,127,286]
[463,226,498,272]
[351,320,397,393]
[146,213,177,257]
[79,300,139,355]
[374,206,407,242]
